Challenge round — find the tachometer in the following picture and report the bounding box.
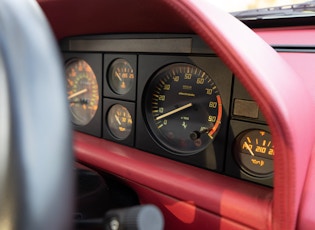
[144,63,222,155]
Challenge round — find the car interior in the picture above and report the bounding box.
[2,0,315,229]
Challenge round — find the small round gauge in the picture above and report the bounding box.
[144,63,222,155]
[107,104,133,139]
[66,59,99,126]
[108,58,135,95]
[234,129,274,177]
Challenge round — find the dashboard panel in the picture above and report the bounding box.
[4,0,315,229]
[62,34,272,187]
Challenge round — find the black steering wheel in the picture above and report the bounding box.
[0,0,73,229]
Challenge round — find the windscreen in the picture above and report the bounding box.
[209,0,307,12]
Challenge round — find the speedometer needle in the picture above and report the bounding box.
[68,88,88,100]
[155,103,192,121]
[244,142,255,156]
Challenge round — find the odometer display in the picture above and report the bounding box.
[144,63,222,155]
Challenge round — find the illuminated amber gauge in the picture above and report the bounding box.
[108,58,135,95]
[234,129,274,178]
[107,104,133,140]
[145,63,222,155]
[66,59,99,126]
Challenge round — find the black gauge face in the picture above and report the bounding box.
[66,59,99,126]
[108,58,135,95]
[107,104,133,139]
[144,63,222,155]
[234,129,274,177]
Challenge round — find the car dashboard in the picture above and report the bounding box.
[35,0,315,229]
[62,34,273,187]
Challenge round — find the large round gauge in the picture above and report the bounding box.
[234,129,274,177]
[144,63,222,155]
[66,59,99,126]
[107,104,133,139]
[108,58,135,95]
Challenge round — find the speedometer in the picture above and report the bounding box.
[66,59,99,126]
[144,63,222,155]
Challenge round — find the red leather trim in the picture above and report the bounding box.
[162,0,315,229]
[75,132,272,229]
[297,146,315,229]
[38,0,315,228]
[38,0,192,40]
[255,26,315,46]
[125,181,259,230]
[279,52,315,104]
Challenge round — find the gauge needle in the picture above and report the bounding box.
[244,142,255,156]
[115,115,121,125]
[115,71,123,81]
[68,88,88,100]
[156,103,192,121]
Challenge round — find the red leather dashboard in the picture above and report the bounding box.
[39,0,315,229]
[75,132,273,229]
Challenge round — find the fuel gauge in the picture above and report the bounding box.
[107,104,133,140]
[234,129,274,178]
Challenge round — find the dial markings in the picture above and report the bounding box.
[146,63,222,154]
[66,59,99,126]
[155,103,193,121]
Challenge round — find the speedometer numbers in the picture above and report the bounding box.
[66,59,99,126]
[145,63,222,155]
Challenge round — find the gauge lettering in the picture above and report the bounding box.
[108,59,135,95]
[145,63,222,155]
[234,129,274,177]
[107,104,132,140]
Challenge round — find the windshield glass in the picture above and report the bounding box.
[208,0,307,12]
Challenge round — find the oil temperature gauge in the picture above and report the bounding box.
[108,58,135,95]
[107,104,133,140]
[234,129,274,178]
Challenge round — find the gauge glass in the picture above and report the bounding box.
[107,104,133,139]
[66,59,99,126]
[234,129,274,177]
[144,63,222,155]
[108,58,135,95]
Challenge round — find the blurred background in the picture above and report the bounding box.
[208,0,307,12]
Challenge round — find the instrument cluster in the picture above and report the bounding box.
[62,34,273,187]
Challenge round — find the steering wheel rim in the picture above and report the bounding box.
[163,0,315,229]
[0,0,73,229]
